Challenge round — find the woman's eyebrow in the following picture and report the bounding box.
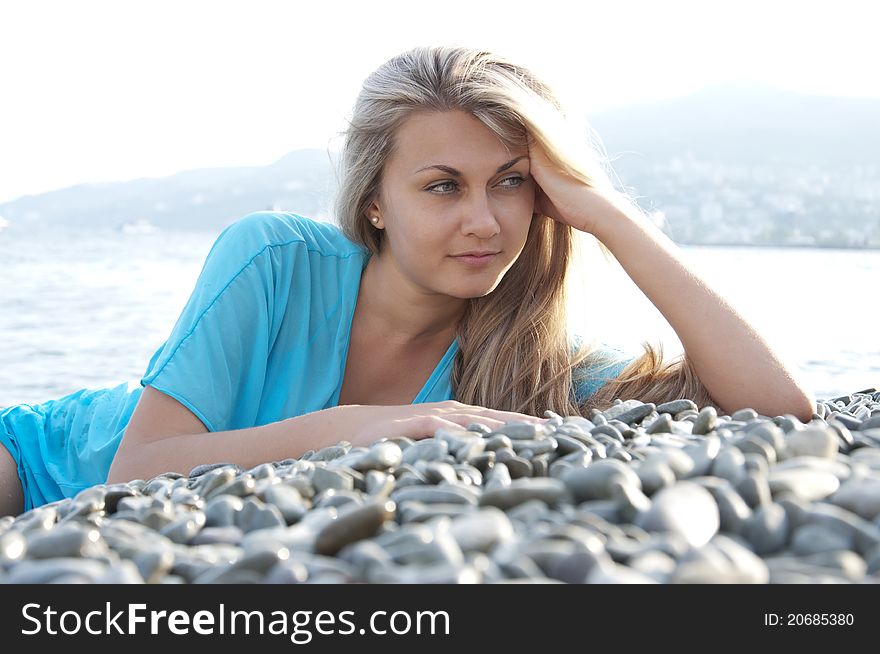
[413,155,528,177]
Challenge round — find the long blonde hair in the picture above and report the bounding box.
[333,45,721,417]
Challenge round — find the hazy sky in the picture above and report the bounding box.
[1,0,877,204]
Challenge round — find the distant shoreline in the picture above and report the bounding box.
[675,241,880,252]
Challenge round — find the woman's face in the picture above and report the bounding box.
[370,109,536,299]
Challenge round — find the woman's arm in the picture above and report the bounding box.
[593,211,816,421]
[527,140,816,421]
[107,405,355,484]
[107,395,547,484]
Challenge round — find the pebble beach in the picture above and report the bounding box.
[2,388,880,584]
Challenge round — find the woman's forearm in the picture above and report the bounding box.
[106,405,357,484]
[593,210,816,421]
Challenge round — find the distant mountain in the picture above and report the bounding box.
[586,81,880,172]
[0,149,339,233]
[1,83,877,233]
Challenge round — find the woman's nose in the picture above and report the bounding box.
[460,193,501,237]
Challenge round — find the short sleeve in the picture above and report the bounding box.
[140,213,281,433]
[572,339,636,403]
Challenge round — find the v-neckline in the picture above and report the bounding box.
[330,256,458,407]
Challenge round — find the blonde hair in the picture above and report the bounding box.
[333,45,721,417]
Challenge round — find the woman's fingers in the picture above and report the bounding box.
[365,403,551,445]
[437,401,548,424]
[476,409,549,424]
[402,415,475,440]
[406,413,542,439]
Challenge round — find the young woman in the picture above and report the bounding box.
[0,45,815,516]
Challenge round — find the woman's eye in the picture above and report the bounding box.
[428,181,458,194]
[427,176,525,195]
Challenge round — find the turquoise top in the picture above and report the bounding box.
[0,211,633,511]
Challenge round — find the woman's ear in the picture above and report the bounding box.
[366,196,384,228]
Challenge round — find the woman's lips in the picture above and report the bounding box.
[452,253,498,266]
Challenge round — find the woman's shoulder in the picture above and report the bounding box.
[220,211,365,260]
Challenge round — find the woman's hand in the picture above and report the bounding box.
[529,137,634,238]
[342,400,549,447]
